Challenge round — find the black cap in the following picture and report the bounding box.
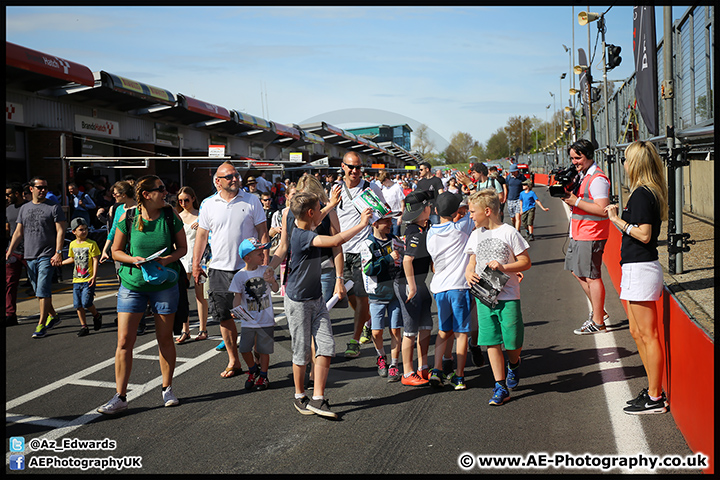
[436,191,462,217]
[402,190,431,223]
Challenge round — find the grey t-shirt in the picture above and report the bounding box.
[16,200,66,260]
[6,203,24,255]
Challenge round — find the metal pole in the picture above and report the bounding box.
[600,17,616,205]
[663,6,683,273]
[60,133,68,210]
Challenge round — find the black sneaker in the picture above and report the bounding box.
[77,326,90,337]
[93,313,103,331]
[623,392,668,415]
[307,398,338,419]
[627,388,648,406]
[293,396,313,415]
[469,345,485,367]
[137,319,147,336]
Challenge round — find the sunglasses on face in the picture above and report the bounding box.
[343,162,362,171]
[34,185,49,190]
[218,173,240,181]
[146,185,167,193]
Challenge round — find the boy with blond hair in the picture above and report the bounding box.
[283,191,372,418]
[465,189,530,405]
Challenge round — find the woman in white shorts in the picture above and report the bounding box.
[605,141,668,415]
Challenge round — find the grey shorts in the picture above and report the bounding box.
[521,207,535,229]
[239,326,275,355]
[564,238,606,279]
[507,199,522,216]
[394,281,433,336]
[343,253,367,297]
[208,268,238,322]
[284,296,335,366]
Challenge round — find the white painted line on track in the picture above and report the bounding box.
[6,336,222,465]
[561,202,652,474]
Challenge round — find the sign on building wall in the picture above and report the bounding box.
[208,145,225,157]
[6,102,25,124]
[75,114,120,138]
[289,152,303,162]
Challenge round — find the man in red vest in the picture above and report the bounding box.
[562,139,611,335]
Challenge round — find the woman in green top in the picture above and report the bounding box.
[97,175,187,415]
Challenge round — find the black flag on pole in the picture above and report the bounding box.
[577,48,598,148]
[633,6,658,136]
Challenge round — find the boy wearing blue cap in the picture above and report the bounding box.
[229,238,280,391]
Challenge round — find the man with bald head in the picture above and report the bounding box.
[193,162,269,377]
[335,151,387,358]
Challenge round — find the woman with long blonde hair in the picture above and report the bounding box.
[605,141,668,415]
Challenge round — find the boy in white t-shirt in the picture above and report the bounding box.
[229,238,280,391]
[465,189,530,406]
[426,192,475,390]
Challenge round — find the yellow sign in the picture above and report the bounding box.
[405,166,417,170]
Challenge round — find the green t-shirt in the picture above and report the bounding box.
[117,207,184,292]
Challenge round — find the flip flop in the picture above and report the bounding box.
[195,330,208,341]
[220,366,243,379]
[175,331,191,344]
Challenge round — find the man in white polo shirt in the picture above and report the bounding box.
[193,161,269,378]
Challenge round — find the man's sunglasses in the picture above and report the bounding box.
[147,185,167,193]
[33,185,48,190]
[343,162,362,171]
[218,173,240,181]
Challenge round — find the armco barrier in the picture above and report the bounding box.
[540,175,714,473]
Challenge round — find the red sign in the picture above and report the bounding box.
[6,41,94,86]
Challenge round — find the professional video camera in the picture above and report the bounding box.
[549,166,579,197]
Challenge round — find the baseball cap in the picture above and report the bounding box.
[522,179,533,186]
[509,164,519,173]
[435,191,462,217]
[238,237,269,260]
[140,261,179,285]
[402,190,431,223]
[70,217,87,231]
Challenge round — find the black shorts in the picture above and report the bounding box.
[207,268,238,322]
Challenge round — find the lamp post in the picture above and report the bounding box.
[563,44,577,142]
[549,92,556,140]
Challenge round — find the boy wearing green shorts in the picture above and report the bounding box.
[465,189,531,405]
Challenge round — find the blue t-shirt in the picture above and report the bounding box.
[506,175,524,201]
[286,227,322,302]
[519,190,539,213]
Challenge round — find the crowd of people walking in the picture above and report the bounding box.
[6,141,669,417]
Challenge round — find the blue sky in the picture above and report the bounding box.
[6,6,688,152]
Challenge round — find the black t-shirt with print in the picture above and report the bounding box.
[402,222,431,282]
[620,186,661,265]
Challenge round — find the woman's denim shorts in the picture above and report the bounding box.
[117,284,179,315]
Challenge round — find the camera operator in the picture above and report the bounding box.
[562,139,611,335]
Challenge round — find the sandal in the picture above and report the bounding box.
[220,366,243,378]
[195,330,208,341]
[175,331,191,344]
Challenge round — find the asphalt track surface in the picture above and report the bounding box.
[5,188,703,474]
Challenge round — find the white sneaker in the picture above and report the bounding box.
[97,393,128,415]
[162,386,180,407]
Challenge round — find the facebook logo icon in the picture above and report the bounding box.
[9,455,25,470]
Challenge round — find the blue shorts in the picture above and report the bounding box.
[26,256,54,299]
[73,282,96,310]
[369,299,402,330]
[117,284,179,315]
[435,289,472,333]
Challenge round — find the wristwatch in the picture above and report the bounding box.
[55,250,62,254]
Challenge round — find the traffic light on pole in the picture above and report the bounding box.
[607,44,622,70]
